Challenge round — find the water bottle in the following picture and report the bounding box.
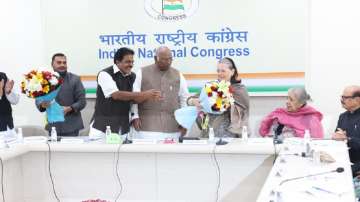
[303,130,311,156]
[208,127,215,143]
[50,127,57,142]
[17,127,23,143]
[105,126,112,136]
[242,126,248,142]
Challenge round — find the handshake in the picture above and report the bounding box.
[111,88,163,103]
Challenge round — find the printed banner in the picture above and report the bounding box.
[41,0,307,95]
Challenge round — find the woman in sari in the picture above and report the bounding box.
[259,87,324,138]
[187,57,250,138]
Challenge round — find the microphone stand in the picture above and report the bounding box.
[123,135,132,144]
[216,138,228,145]
[272,124,285,164]
[273,124,284,145]
[122,128,133,144]
[215,129,228,145]
[269,168,345,201]
[279,167,344,186]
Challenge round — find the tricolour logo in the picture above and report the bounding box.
[145,0,199,21]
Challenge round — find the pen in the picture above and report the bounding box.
[311,186,338,195]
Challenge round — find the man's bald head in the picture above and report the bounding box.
[344,85,360,95]
[154,46,172,71]
[341,85,360,112]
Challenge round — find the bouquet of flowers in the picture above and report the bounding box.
[21,70,64,123]
[200,80,234,113]
[175,80,234,130]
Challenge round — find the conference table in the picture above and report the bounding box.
[0,137,355,202]
[256,138,356,202]
[0,138,274,202]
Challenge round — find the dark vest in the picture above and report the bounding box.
[92,66,135,134]
[0,72,13,131]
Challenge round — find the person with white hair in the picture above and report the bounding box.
[131,46,189,140]
[259,87,324,138]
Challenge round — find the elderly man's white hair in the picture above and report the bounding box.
[155,46,171,57]
[288,87,311,104]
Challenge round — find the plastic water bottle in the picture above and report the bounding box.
[303,130,311,156]
[17,127,23,143]
[242,126,248,142]
[208,127,215,143]
[105,126,112,136]
[50,127,57,142]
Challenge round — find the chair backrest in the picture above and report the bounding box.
[15,125,48,137]
[321,115,337,138]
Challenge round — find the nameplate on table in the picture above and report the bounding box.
[132,139,158,144]
[182,140,209,145]
[24,136,48,143]
[60,138,85,144]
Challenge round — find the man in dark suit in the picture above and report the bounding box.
[36,53,86,136]
[0,72,19,133]
[332,85,360,176]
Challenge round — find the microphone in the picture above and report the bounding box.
[273,124,284,144]
[122,135,132,144]
[279,167,344,186]
[272,124,285,164]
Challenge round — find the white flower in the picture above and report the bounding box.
[217,80,230,92]
[49,77,58,85]
[53,72,60,77]
[27,77,42,92]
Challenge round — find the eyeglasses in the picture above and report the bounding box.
[341,95,355,100]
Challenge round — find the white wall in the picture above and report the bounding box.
[0,0,47,126]
[308,0,360,137]
[1,0,360,137]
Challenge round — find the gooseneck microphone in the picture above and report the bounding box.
[272,124,285,164]
[279,167,344,186]
[273,124,284,145]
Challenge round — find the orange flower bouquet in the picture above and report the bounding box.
[175,80,234,130]
[21,70,64,123]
